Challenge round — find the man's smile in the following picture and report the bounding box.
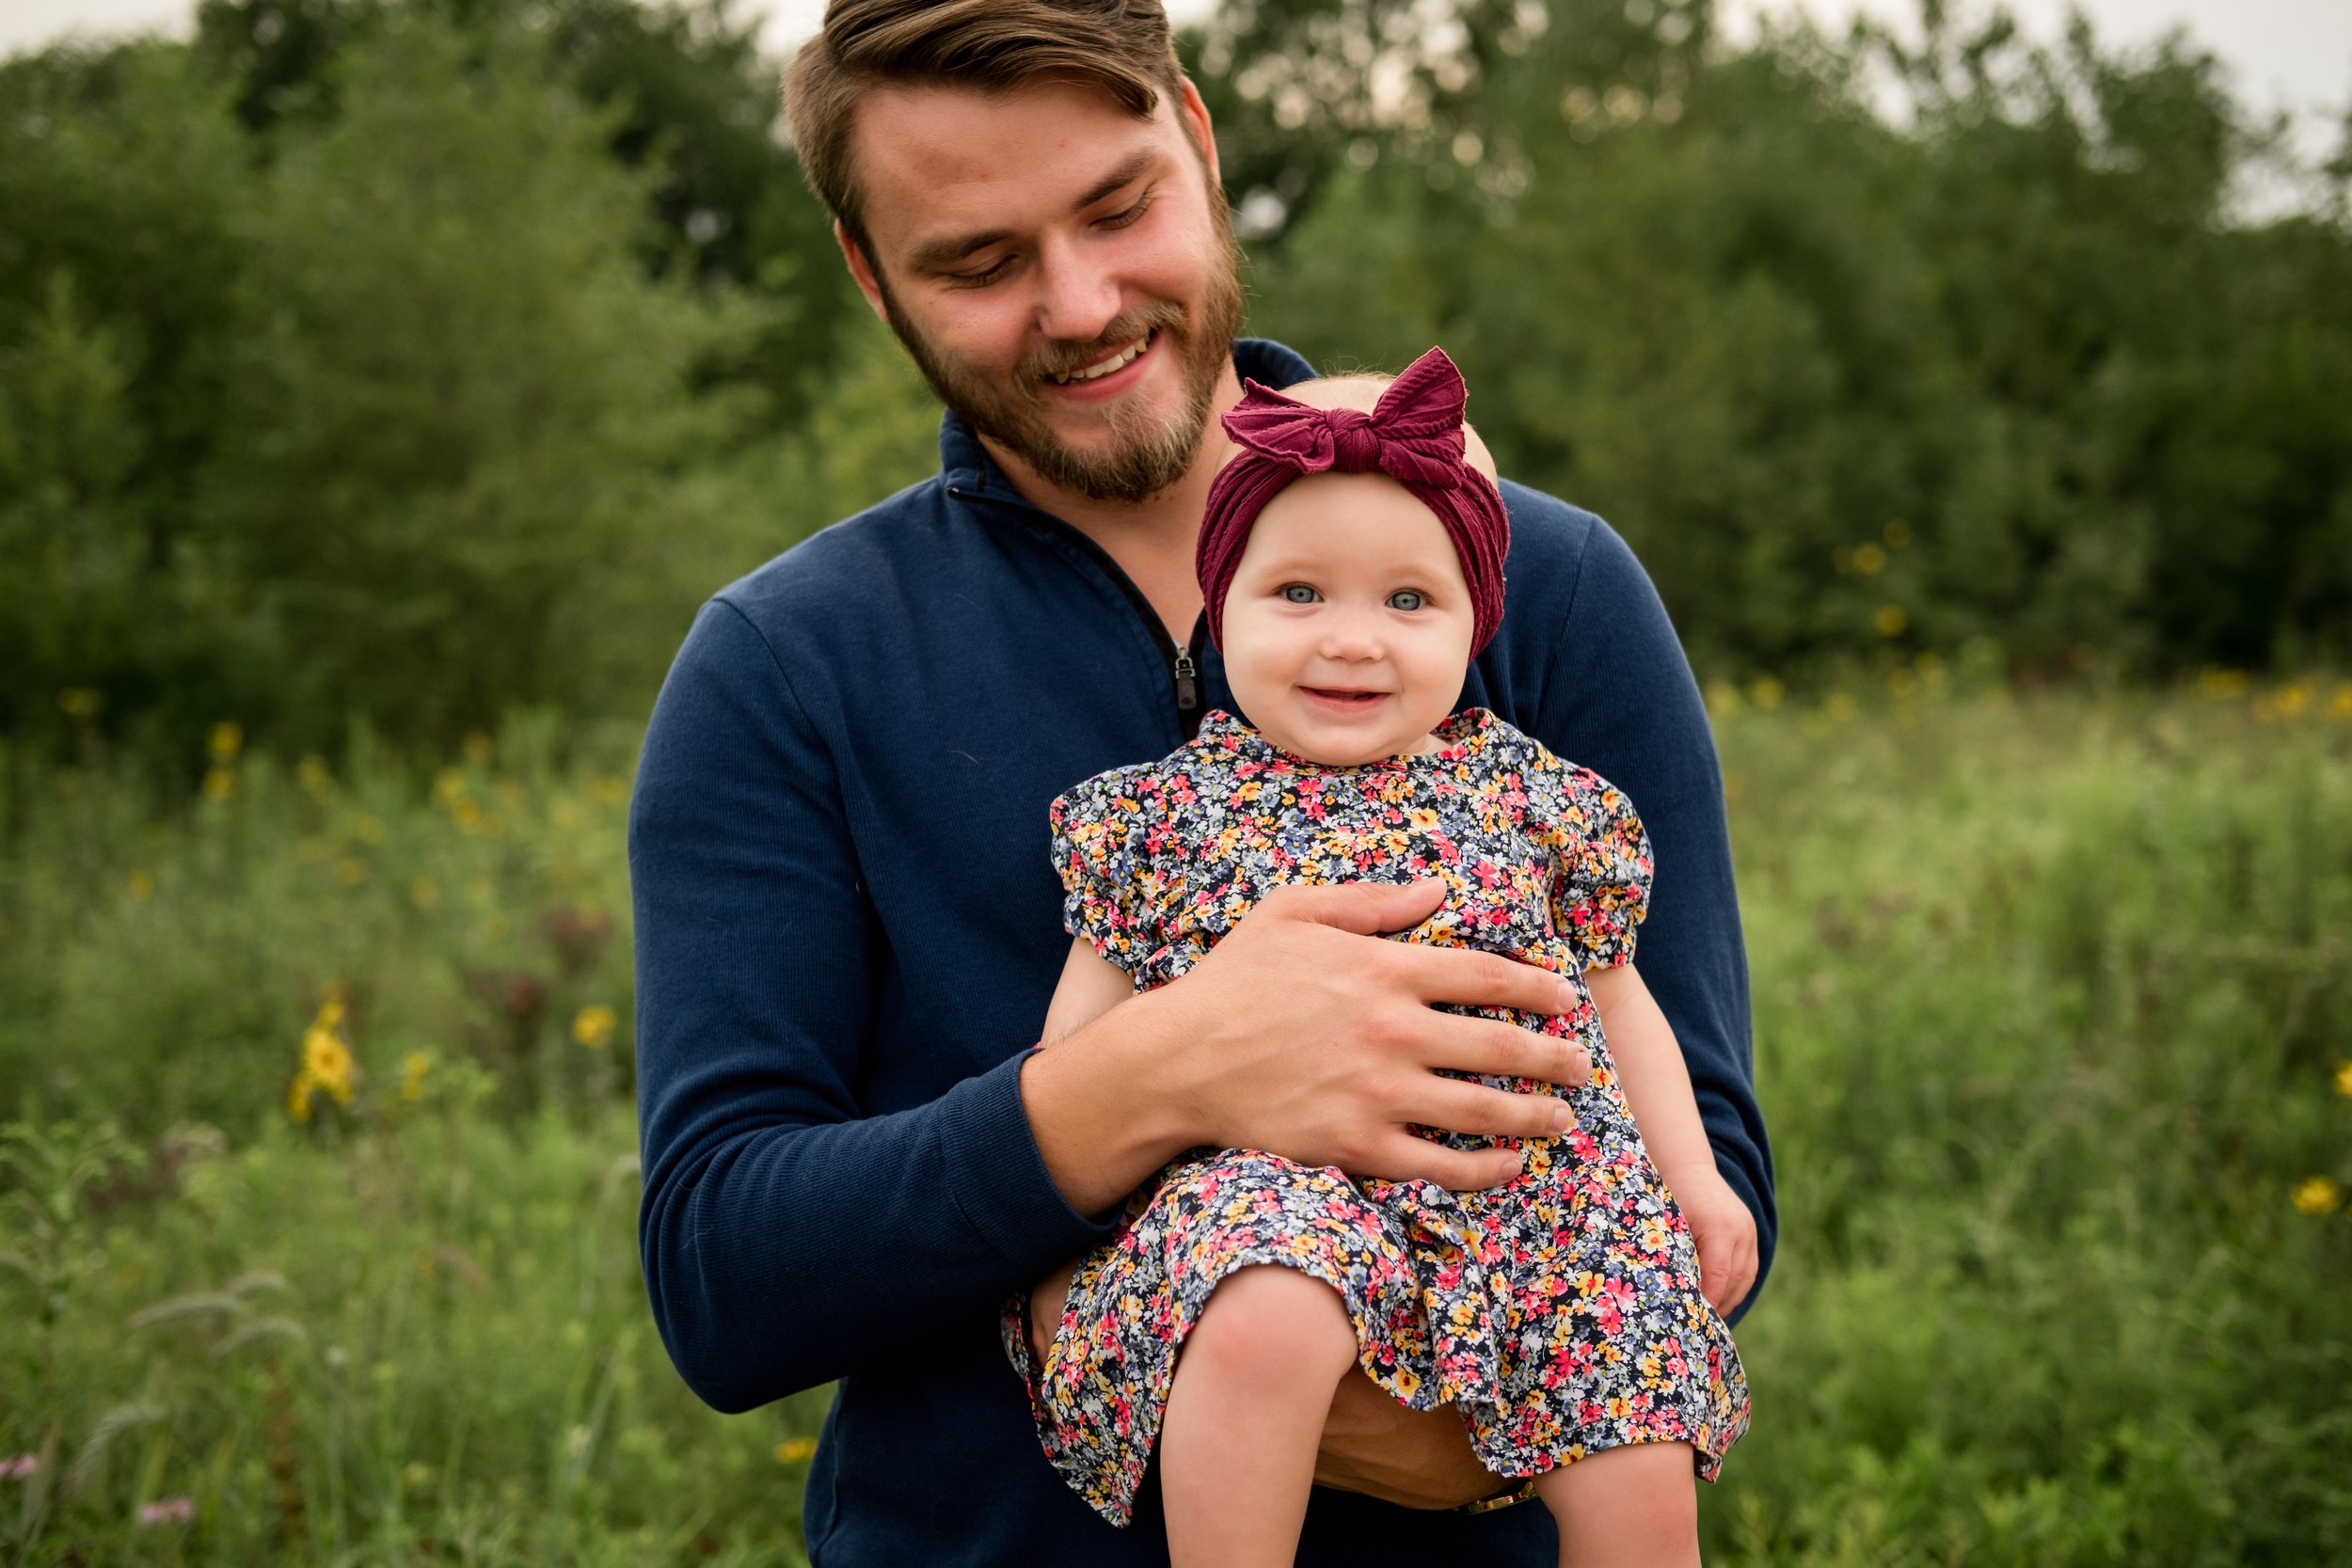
[1041,328,1160,401]
[1049,330,1153,386]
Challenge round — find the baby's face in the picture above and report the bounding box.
[1220,469,1477,765]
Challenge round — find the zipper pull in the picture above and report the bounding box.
[1171,642,1200,711]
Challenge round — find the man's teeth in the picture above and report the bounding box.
[1052,336,1149,385]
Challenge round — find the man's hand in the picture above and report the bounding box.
[1022,878,1592,1214]
[1668,1165,1758,1315]
[1312,1368,1499,1510]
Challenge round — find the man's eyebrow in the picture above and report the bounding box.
[903,150,1162,273]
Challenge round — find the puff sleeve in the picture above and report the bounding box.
[1542,754,1655,971]
[1047,764,1162,976]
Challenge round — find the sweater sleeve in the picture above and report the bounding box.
[628,600,1116,1413]
[1531,514,1777,1318]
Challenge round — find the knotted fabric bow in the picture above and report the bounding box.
[1196,345,1511,654]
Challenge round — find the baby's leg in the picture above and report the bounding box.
[1533,1443,1699,1568]
[1159,1265,1359,1568]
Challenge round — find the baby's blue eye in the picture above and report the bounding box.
[1281,584,1319,604]
[1388,590,1426,611]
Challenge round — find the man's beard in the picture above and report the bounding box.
[877,190,1248,506]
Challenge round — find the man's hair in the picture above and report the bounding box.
[785,0,1188,258]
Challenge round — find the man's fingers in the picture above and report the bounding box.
[1415,1078,1576,1143]
[1359,1135,1523,1193]
[1270,877,1449,936]
[1387,942,1580,1016]
[1425,1015,1592,1087]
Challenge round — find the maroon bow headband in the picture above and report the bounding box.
[1196,346,1511,654]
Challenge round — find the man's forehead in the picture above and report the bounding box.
[850,78,1178,251]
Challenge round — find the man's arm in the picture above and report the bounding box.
[630,601,1118,1412]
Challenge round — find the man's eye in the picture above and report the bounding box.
[1100,190,1155,230]
[1281,584,1319,604]
[951,257,1014,287]
[1388,590,1426,611]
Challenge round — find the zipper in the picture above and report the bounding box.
[950,482,1211,737]
[1171,631,1200,713]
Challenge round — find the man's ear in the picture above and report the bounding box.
[835,220,891,325]
[1176,76,1222,190]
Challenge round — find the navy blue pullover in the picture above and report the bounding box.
[629,339,1772,1565]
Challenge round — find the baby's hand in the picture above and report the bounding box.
[1668,1166,1758,1316]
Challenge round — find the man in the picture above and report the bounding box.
[628,2,1772,1562]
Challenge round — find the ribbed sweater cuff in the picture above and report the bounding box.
[939,1049,1120,1276]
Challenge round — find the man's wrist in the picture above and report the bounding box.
[1021,987,1199,1213]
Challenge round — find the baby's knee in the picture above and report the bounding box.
[1535,1442,1698,1566]
[1184,1266,1356,1381]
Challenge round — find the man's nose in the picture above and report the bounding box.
[1030,234,1123,346]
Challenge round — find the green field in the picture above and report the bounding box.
[3,679,2348,1565]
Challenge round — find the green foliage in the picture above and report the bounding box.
[196,16,754,743]
[0,11,937,768]
[2,687,2348,1560]
[1707,678,2352,1561]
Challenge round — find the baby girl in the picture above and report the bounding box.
[1003,348,1752,1566]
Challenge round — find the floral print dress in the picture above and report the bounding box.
[1001,707,1749,1526]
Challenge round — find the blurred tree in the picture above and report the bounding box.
[0,42,271,756]
[193,0,858,424]
[194,14,759,743]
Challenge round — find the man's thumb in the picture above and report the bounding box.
[1279,877,1448,936]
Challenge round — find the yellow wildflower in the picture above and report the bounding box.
[573,1006,619,1050]
[127,870,155,901]
[1873,605,1907,638]
[57,688,103,718]
[400,1053,431,1102]
[2334,1062,2352,1099]
[1851,542,1885,577]
[201,768,235,801]
[2331,684,2352,721]
[2293,1177,2343,1215]
[433,768,467,808]
[1883,518,1913,546]
[206,721,242,762]
[410,878,440,909]
[453,799,482,830]
[337,857,367,887]
[304,1026,354,1085]
[775,1438,818,1465]
[1749,676,1784,710]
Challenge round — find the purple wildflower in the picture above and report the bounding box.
[136,1497,194,1526]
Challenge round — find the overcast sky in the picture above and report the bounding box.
[7,0,2345,133]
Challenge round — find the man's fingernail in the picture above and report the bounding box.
[1572,1047,1592,1079]
[1556,979,1580,1012]
[1550,1101,1575,1132]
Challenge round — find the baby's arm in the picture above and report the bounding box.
[1023,938,1143,1364]
[1584,961,1760,1315]
[1042,936,1139,1043]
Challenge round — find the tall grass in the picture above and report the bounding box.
[1,679,2347,1564]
